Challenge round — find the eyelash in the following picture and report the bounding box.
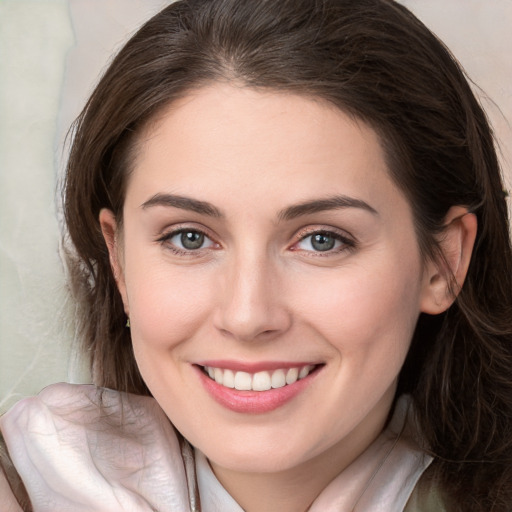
[156,226,218,256]
[291,228,356,256]
[156,226,356,256]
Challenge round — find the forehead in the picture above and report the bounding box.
[126,83,406,219]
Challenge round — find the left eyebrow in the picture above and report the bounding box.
[278,195,378,221]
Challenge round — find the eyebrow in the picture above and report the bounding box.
[140,192,377,221]
[278,195,378,221]
[141,193,223,217]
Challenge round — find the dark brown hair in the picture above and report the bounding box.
[63,1,512,510]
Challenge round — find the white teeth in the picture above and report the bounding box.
[252,371,272,391]
[223,369,235,388]
[286,367,299,385]
[204,364,316,391]
[234,371,252,390]
[271,369,286,389]
[299,365,312,379]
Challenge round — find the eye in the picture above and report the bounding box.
[293,230,354,253]
[159,228,217,252]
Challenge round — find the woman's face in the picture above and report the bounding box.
[102,83,439,478]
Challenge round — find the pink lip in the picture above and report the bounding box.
[194,364,321,414]
[196,360,317,373]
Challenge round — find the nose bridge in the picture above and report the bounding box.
[214,244,290,341]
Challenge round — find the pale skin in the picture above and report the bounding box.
[100,83,477,512]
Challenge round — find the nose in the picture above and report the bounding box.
[213,251,292,342]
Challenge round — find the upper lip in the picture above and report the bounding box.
[195,360,322,373]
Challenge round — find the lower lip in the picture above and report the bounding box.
[195,366,320,414]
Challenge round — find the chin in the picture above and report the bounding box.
[207,447,305,474]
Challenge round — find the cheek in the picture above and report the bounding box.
[124,262,216,403]
[123,256,215,352]
[292,257,423,357]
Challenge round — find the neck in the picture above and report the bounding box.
[211,454,347,512]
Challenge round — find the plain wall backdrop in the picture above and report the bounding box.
[1,0,511,412]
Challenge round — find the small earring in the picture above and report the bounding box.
[126,317,131,328]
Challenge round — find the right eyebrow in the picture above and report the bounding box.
[140,193,223,218]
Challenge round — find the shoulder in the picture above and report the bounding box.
[0,383,192,511]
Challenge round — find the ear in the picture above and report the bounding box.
[420,206,477,315]
[99,208,129,315]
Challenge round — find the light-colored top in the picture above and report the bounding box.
[0,383,432,511]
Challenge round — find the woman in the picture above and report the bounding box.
[1,0,511,510]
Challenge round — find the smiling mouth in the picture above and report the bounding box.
[201,364,318,391]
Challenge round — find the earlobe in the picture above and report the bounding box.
[420,206,477,315]
[99,208,129,314]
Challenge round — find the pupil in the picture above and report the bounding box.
[312,233,335,251]
[181,231,204,250]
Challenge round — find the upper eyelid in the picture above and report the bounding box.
[294,225,355,242]
[157,223,215,240]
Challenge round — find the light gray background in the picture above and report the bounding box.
[1,0,511,412]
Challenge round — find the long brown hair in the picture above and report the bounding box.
[63,1,512,510]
